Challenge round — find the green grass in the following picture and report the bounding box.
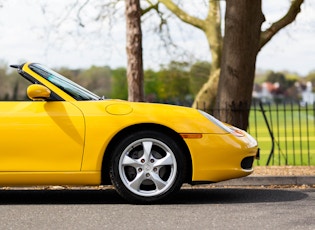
[248,103,315,166]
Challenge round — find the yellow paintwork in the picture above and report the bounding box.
[0,102,85,171]
[0,62,258,186]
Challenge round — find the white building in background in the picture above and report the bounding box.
[252,82,280,103]
[253,81,315,104]
[301,81,314,105]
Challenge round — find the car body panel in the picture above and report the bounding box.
[0,101,85,171]
[71,101,229,171]
[0,172,100,186]
[185,134,257,181]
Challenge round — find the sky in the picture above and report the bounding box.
[0,0,314,76]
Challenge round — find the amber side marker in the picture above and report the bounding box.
[180,133,203,139]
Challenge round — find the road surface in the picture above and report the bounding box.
[0,187,314,230]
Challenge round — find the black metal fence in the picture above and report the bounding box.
[249,101,315,166]
[200,101,315,166]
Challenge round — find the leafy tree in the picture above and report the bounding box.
[57,68,81,80]
[111,67,128,99]
[58,66,112,97]
[266,71,297,91]
[155,61,190,104]
[266,72,286,84]
[0,67,30,101]
[306,71,315,88]
[0,66,7,100]
[78,66,112,97]
[189,61,211,98]
[144,69,160,102]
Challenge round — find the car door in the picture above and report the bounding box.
[0,101,85,171]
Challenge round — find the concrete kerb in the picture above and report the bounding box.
[1,177,315,191]
[214,176,315,186]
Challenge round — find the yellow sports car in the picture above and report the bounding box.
[0,62,259,203]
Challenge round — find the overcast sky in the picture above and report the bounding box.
[0,0,314,76]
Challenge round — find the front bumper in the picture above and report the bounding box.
[184,133,259,183]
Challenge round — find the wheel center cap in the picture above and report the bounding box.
[144,164,152,172]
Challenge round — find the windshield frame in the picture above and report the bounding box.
[29,63,100,101]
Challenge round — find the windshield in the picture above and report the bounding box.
[29,63,100,101]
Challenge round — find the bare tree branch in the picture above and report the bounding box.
[158,0,205,30]
[260,0,304,49]
[141,0,159,15]
[94,1,125,29]
[77,0,90,27]
[40,0,81,29]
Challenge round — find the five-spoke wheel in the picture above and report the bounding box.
[109,131,186,203]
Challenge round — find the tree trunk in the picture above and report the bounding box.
[125,0,144,102]
[192,0,222,110]
[192,69,220,112]
[214,0,264,130]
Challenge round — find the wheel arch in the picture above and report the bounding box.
[101,123,192,185]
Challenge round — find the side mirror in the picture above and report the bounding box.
[27,84,51,101]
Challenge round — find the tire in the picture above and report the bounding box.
[109,130,186,204]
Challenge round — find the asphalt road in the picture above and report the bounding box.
[0,187,314,230]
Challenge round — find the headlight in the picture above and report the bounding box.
[198,110,245,137]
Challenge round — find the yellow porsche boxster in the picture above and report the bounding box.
[0,62,259,203]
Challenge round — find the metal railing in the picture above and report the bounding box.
[249,101,315,166]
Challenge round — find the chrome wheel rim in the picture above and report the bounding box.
[118,138,177,197]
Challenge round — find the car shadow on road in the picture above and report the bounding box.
[0,187,310,205]
[168,187,310,205]
[0,188,124,205]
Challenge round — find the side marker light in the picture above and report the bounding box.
[180,133,203,139]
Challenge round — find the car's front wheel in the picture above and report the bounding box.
[109,130,186,204]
